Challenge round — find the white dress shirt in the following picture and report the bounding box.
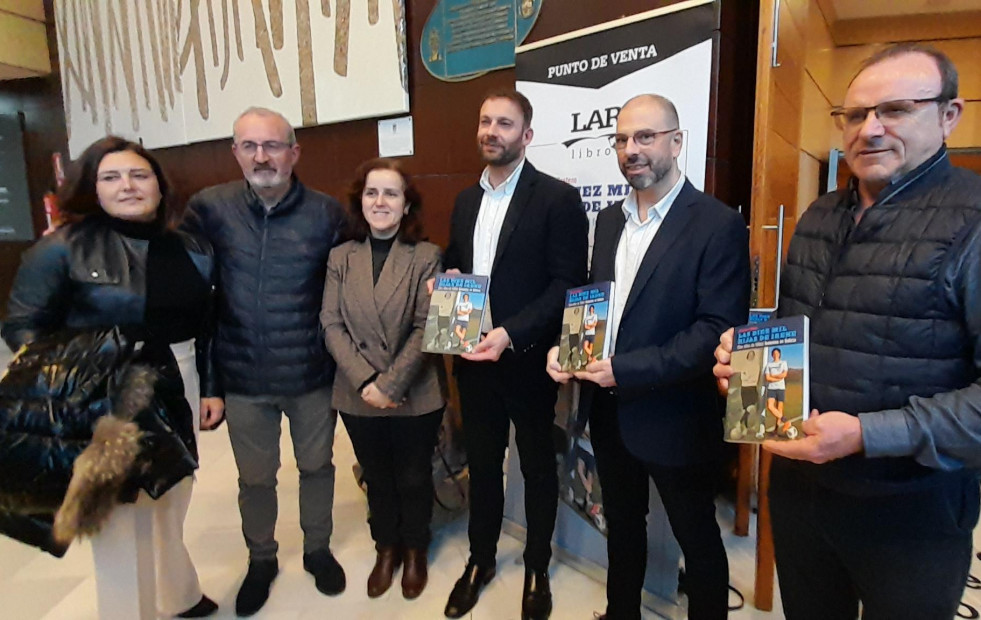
[608,174,686,353]
[473,158,525,331]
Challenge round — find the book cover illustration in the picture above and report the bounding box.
[422,273,489,355]
[558,282,615,372]
[724,315,810,443]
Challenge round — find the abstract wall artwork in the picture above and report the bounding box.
[55,0,409,157]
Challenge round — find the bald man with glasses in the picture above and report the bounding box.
[549,93,750,620]
[715,43,981,619]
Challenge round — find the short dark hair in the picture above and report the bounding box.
[482,88,533,128]
[345,158,424,244]
[852,43,958,101]
[59,136,178,227]
[772,348,781,357]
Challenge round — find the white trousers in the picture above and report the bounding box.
[90,340,203,619]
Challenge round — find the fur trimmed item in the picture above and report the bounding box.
[53,365,156,544]
[52,416,142,543]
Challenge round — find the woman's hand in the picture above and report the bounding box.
[361,382,397,409]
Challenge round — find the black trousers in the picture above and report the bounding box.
[341,410,443,550]
[456,353,559,572]
[590,389,728,620]
[770,457,979,620]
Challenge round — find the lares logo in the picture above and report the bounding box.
[571,107,620,133]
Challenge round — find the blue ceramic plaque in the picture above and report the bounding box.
[422,0,542,81]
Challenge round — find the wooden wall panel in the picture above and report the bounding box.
[783,0,810,36]
[803,0,835,101]
[769,79,802,150]
[832,11,981,47]
[755,129,799,306]
[949,102,981,150]
[771,0,805,109]
[800,74,834,159]
[797,150,821,221]
[823,38,981,106]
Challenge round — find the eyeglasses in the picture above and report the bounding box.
[610,128,678,150]
[830,97,947,130]
[234,140,292,155]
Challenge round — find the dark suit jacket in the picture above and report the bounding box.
[321,239,444,416]
[443,161,589,366]
[583,179,750,466]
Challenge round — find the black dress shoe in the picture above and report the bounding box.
[522,569,552,620]
[444,561,496,618]
[176,594,218,618]
[303,548,346,596]
[235,558,279,617]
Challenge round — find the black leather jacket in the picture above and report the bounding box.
[2,215,219,397]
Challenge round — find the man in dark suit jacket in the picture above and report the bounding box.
[441,89,589,620]
[549,94,750,620]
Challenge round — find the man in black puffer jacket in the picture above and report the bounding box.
[716,44,981,619]
[181,107,346,616]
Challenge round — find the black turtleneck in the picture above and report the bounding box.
[369,235,396,285]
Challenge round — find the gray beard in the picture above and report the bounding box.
[626,160,672,191]
[246,169,289,190]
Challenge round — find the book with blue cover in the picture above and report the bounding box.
[558,281,615,372]
[724,315,810,443]
[422,273,489,355]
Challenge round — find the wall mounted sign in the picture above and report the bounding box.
[54,0,410,157]
[422,0,541,81]
[0,115,35,241]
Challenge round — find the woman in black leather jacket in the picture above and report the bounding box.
[2,136,219,618]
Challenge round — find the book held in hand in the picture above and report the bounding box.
[558,281,615,372]
[724,315,810,443]
[422,273,489,355]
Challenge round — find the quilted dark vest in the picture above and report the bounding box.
[780,151,981,493]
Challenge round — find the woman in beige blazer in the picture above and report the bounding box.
[321,158,444,601]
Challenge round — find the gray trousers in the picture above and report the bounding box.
[225,386,337,560]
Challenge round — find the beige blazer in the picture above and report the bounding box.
[321,238,443,417]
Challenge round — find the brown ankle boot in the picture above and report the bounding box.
[401,547,428,599]
[367,546,401,598]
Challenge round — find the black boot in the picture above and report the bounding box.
[521,569,552,620]
[235,558,278,617]
[444,560,496,618]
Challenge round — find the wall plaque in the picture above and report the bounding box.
[422,0,541,81]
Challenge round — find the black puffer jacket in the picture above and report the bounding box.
[181,178,345,396]
[780,148,981,494]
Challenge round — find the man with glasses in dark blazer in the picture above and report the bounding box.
[549,94,750,620]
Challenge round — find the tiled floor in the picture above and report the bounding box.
[1,340,979,619]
